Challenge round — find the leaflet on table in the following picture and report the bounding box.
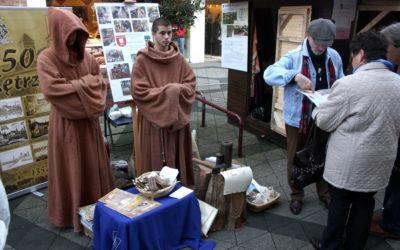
[296,89,330,107]
[98,188,161,219]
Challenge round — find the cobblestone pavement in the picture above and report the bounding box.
[5,58,399,249]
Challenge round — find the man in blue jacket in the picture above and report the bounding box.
[264,18,344,215]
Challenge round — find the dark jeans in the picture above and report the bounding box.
[322,184,376,250]
[380,167,400,235]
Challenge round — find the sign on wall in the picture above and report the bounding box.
[94,2,159,103]
[221,2,248,72]
[0,7,52,196]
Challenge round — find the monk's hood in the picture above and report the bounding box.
[48,7,89,65]
[138,41,180,64]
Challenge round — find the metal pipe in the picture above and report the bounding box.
[194,95,243,157]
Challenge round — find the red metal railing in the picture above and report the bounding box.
[195,90,243,157]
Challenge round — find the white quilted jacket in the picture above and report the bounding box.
[312,62,400,192]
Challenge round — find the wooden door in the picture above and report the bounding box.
[270,6,311,136]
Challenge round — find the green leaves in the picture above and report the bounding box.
[156,0,204,28]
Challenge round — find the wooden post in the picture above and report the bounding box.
[202,159,247,231]
[130,100,141,176]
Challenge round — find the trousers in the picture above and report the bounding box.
[285,124,329,200]
[322,184,376,250]
[176,37,185,56]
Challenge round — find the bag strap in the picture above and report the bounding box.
[305,119,317,146]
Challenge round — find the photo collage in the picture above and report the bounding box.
[95,3,159,102]
[0,94,50,173]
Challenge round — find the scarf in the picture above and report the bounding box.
[298,56,336,134]
[353,59,394,73]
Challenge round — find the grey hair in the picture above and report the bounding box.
[381,22,400,47]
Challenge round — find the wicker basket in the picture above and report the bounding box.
[246,192,281,213]
[134,172,177,199]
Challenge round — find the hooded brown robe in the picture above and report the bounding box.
[36,7,115,232]
[131,41,196,187]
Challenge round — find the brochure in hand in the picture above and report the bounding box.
[99,188,161,219]
[296,89,330,107]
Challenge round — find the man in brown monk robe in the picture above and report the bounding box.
[37,7,115,232]
[131,18,196,187]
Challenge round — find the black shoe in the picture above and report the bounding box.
[310,237,323,250]
[290,200,302,215]
[320,198,330,209]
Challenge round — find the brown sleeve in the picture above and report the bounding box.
[130,56,184,128]
[37,53,106,120]
[171,60,196,131]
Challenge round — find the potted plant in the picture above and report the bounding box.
[155,0,204,56]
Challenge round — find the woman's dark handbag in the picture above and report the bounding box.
[291,121,328,190]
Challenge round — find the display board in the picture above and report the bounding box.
[221,2,248,72]
[0,7,53,197]
[94,2,159,103]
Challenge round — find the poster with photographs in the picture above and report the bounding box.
[95,2,159,102]
[221,2,249,72]
[0,8,52,195]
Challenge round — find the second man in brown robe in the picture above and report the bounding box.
[131,18,196,187]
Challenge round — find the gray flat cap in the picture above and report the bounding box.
[307,18,336,46]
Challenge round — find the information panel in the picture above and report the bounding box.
[221,2,249,72]
[0,7,52,196]
[94,2,159,103]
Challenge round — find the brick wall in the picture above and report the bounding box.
[0,0,27,6]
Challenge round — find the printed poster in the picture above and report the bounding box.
[0,8,52,195]
[331,0,357,39]
[94,2,159,102]
[221,2,248,72]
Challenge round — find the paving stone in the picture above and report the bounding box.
[235,225,267,244]
[245,151,267,162]
[59,227,91,247]
[254,171,280,186]
[299,219,326,240]
[212,240,236,250]
[270,233,309,250]
[386,238,400,250]
[366,236,393,250]
[264,148,286,162]
[8,215,57,250]
[13,199,47,224]
[49,236,87,250]
[300,209,328,226]
[207,229,236,244]
[35,207,61,235]
[238,232,275,250]
[268,159,287,174]
[298,244,315,250]
[245,211,269,231]
[247,162,274,180]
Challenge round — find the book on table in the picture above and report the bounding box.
[98,188,161,219]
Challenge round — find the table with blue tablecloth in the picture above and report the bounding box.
[93,185,215,250]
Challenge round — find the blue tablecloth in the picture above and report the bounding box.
[93,185,215,250]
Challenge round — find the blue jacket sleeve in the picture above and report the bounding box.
[263,52,299,87]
